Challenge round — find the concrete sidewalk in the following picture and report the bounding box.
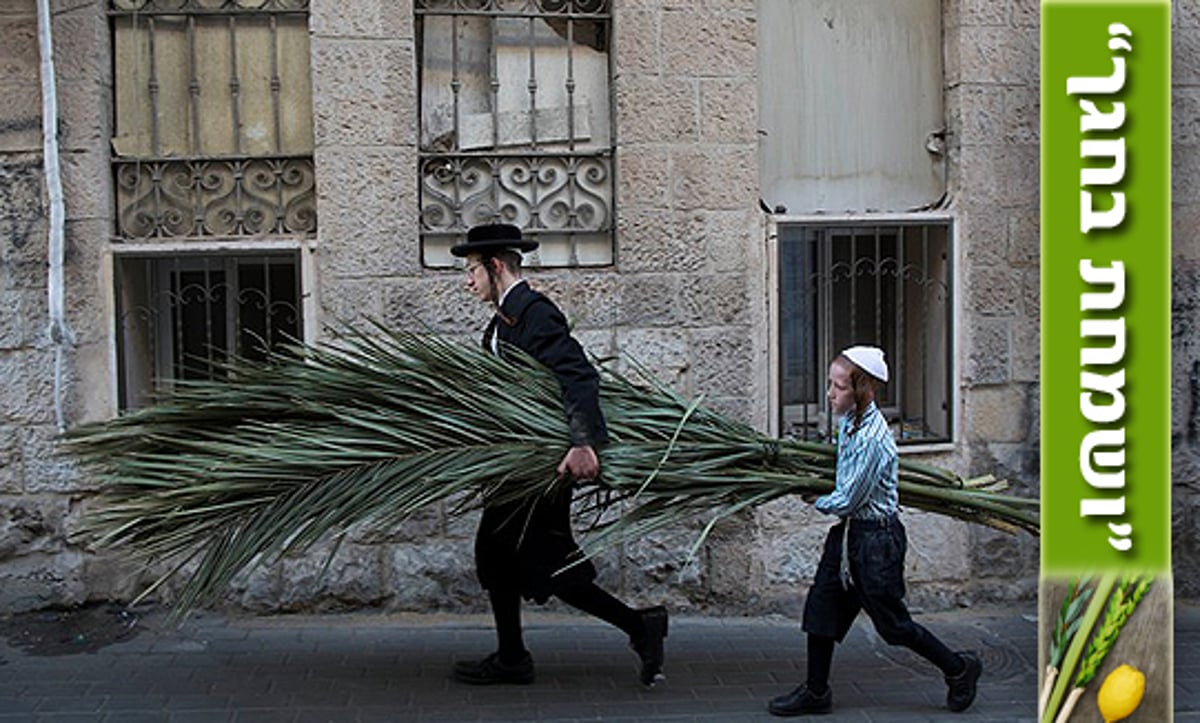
[1,602,1196,722]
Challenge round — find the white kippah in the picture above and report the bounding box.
[842,345,889,383]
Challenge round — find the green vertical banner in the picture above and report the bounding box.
[1041,0,1171,576]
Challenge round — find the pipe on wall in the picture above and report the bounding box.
[37,0,73,432]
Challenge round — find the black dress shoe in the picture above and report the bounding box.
[630,605,668,687]
[946,651,982,712]
[452,651,535,685]
[768,684,833,716]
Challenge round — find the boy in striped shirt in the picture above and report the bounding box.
[768,346,983,716]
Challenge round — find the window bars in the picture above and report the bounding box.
[416,0,614,266]
[114,253,302,409]
[109,0,315,241]
[777,222,953,445]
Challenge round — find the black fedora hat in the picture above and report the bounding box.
[450,223,539,257]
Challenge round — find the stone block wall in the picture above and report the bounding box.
[3,0,1195,615]
[0,0,109,612]
[1171,0,1200,598]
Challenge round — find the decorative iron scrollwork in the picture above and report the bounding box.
[414,0,609,16]
[421,154,611,235]
[114,157,316,240]
[110,0,310,13]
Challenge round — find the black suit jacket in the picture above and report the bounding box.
[483,281,608,448]
[474,280,604,600]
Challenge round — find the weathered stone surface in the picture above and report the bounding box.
[0,550,85,612]
[381,274,489,334]
[0,287,46,350]
[1179,0,1200,28]
[0,427,20,493]
[1010,0,1039,28]
[689,328,752,398]
[699,77,757,144]
[670,147,757,210]
[614,9,661,75]
[964,385,1028,444]
[661,10,755,78]
[0,155,47,271]
[348,506,443,546]
[311,0,413,39]
[905,513,971,583]
[1174,145,1200,206]
[617,273,683,327]
[0,349,55,425]
[1020,268,1039,318]
[315,147,421,277]
[617,208,715,273]
[620,528,705,610]
[679,272,748,326]
[533,272,622,330]
[0,15,37,81]
[319,276,385,327]
[955,26,1038,86]
[22,424,86,492]
[1007,209,1038,267]
[55,78,111,158]
[278,542,388,611]
[59,149,110,220]
[966,263,1020,317]
[0,494,67,558]
[615,74,698,145]
[944,0,1011,28]
[1010,314,1039,384]
[705,209,757,273]
[617,150,672,211]
[945,84,1004,148]
[311,38,416,147]
[615,327,689,387]
[388,542,478,610]
[1002,86,1039,146]
[228,560,283,613]
[963,316,1010,385]
[0,81,41,153]
[1176,89,1200,147]
[82,551,165,603]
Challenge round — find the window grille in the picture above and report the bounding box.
[109,0,316,241]
[416,0,614,267]
[777,222,953,445]
[114,253,302,410]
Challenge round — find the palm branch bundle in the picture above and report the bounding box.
[63,326,1039,613]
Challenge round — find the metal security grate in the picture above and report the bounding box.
[110,0,315,242]
[114,252,302,409]
[777,222,953,445]
[416,0,614,266]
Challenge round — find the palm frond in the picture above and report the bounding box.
[63,325,1039,614]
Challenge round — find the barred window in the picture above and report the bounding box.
[110,0,316,240]
[776,222,953,445]
[416,0,614,267]
[115,253,302,410]
[109,1,313,409]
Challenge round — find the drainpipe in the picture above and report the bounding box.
[37,0,72,432]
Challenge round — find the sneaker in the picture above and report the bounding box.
[767,684,833,716]
[629,605,668,687]
[452,651,535,685]
[945,651,982,712]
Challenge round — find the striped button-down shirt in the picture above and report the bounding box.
[815,402,899,521]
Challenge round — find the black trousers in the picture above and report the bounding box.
[801,516,960,675]
[474,483,596,604]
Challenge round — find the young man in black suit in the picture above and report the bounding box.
[450,222,668,688]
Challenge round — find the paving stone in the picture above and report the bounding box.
[0,603,1194,721]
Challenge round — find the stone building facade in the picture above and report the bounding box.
[0,0,1195,616]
